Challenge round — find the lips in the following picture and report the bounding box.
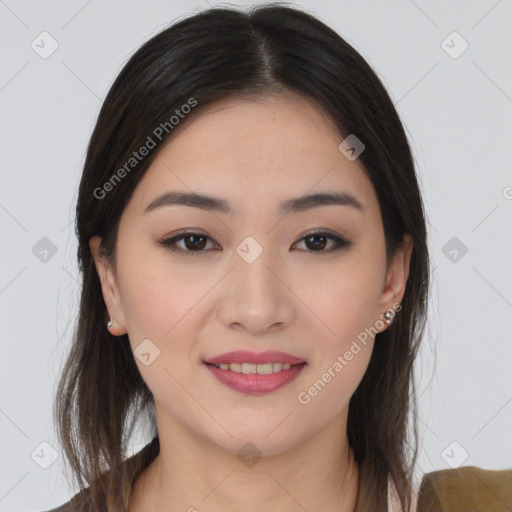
[203,350,307,395]
[204,361,306,395]
[203,350,306,366]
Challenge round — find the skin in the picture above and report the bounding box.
[90,91,412,512]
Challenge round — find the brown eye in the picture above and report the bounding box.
[293,231,352,252]
[160,232,219,255]
[159,230,352,256]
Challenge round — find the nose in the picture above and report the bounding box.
[218,246,296,335]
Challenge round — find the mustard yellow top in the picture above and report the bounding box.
[40,465,512,511]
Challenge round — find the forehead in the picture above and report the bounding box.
[126,92,378,219]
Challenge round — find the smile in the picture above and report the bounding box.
[204,362,307,395]
[215,362,293,374]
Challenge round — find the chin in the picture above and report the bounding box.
[206,424,303,459]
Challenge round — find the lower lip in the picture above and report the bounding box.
[204,363,306,395]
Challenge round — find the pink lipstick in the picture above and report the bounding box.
[203,350,307,395]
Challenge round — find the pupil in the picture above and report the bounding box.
[306,234,326,250]
[186,235,206,250]
[183,234,328,251]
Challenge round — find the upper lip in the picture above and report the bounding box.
[204,350,306,365]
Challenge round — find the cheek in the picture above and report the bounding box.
[116,242,206,339]
[301,255,385,352]
[115,250,206,407]
[118,265,174,339]
[295,265,379,417]
[295,345,372,437]
[115,244,221,383]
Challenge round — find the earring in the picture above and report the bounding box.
[384,311,393,325]
[107,318,113,329]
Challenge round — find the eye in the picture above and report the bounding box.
[292,229,352,252]
[159,229,352,256]
[159,231,219,256]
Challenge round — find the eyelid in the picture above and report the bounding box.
[159,230,219,256]
[294,228,352,251]
[159,228,352,255]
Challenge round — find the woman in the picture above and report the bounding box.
[48,3,433,511]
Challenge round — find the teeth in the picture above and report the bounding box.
[216,362,294,374]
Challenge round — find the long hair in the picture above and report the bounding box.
[54,3,430,511]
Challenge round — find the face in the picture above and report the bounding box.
[90,92,412,457]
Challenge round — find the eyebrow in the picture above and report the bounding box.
[143,190,364,216]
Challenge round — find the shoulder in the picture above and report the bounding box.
[35,489,89,512]
[34,437,159,512]
[31,502,73,512]
[417,465,512,512]
[39,503,73,512]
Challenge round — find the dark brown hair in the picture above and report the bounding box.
[54,3,430,511]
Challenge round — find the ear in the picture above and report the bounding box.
[377,233,413,325]
[89,235,127,336]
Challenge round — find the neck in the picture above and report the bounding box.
[130,409,359,512]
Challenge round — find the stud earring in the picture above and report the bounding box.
[107,318,113,329]
[384,311,393,325]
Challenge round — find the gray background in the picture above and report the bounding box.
[1,0,511,510]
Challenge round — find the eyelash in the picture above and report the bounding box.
[159,229,352,256]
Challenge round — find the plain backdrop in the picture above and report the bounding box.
[0,0,511,510]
